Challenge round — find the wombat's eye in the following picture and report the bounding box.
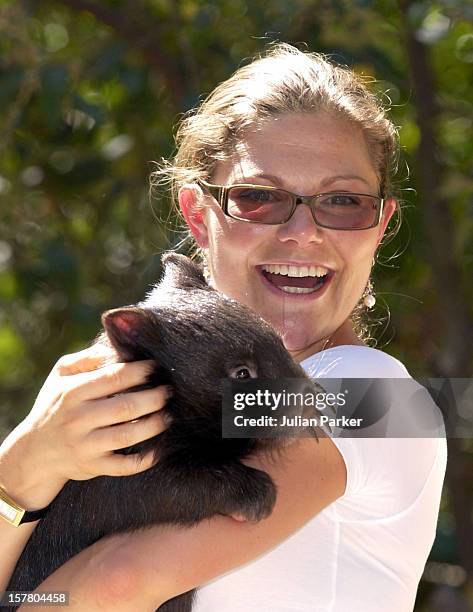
[228,365,257,379]
[235,368,251,379]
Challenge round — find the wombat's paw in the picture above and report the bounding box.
[221,467,277,522]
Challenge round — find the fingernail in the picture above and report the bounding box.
[143,361,155,375]
[163,411,174,426]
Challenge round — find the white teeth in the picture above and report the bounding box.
[262,263,329,277]
[280,286,317,294]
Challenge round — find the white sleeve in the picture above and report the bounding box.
[331,435,446,520]
[302,347,448,521]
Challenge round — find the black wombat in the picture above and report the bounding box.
[7,253,321,612]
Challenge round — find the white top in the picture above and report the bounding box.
[193,346,448,612]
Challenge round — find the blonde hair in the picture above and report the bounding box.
[151,43,402,343]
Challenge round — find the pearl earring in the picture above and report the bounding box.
[363,279,376,309]
[202,254,211,285]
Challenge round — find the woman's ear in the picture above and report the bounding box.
[376,197,397,247]
[178,184,209,248]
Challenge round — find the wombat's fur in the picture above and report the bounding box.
[7,253,320,612]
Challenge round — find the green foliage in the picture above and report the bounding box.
[1,1,472,608]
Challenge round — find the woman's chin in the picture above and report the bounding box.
[256,309,319,353]
[278,327,321,356]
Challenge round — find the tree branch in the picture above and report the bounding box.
[398,0,473,377]
[56,0,188,107]
[399,1,473,599]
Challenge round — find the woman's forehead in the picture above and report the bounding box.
[213,112,379,191]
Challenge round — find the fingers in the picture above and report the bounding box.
[16,343,171,491]
[84,386,171,429]
[68,361,155,402]
[55,344,115,376]
[89,411,168,453]
[230,514,247,522]
[97,448,159,477]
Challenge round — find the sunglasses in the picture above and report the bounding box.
[200,180,384,231]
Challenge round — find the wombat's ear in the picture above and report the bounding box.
[102,307,149,361]
[160,252,210,291]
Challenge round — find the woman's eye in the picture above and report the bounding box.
[323,194,360,207]
[239,189,273,202]
[234,187,290,204]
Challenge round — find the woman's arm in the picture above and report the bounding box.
[0,346,170,592]
[0,521,39,593]
[29,433,346,610]
[0,424,67,591]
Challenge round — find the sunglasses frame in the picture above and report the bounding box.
[199,180,384,231]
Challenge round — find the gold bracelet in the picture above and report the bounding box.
[0,485,50,527]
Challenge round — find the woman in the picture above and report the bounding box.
[0,44,446,611]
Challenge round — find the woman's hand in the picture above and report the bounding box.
[0,345,171,511]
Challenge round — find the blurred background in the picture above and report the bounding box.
[0,0,472,609]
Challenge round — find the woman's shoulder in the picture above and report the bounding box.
[301,344,410,379]
[300,345,447,520]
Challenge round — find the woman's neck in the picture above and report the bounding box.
[289,322,365,363]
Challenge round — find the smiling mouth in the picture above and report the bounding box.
[260,263,331,294]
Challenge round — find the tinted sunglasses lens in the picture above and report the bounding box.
[227,187,293,223]
[314,194,379,229]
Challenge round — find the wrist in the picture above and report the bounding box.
[0,427,66,509]
[0,475,62,511]
[0,485,52,526]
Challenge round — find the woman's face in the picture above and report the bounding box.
[179,112,396,361]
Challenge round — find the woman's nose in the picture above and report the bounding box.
[276,203,324,247]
